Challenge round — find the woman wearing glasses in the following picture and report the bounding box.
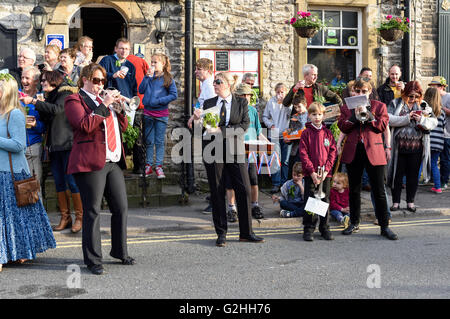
[387,81,437,213]
[338,79,398,240]
[190,72,264,247]
[74,36,94,68]
[65,63,135,275]
[20,70,82,233]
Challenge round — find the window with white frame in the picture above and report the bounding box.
[307,8,362,85]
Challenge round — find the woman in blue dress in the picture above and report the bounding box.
[0,73,56,272]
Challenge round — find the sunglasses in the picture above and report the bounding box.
[213,79,224,85]
[40,78,47,83]
[92,77,106,85]
[407,94,421,99]
[354,89,369,94]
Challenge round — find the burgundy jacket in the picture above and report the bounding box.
[298,122,337,177]
[64,90,128,174]
[337,99,388,166]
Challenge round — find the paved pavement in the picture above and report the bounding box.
[47,182,450,238]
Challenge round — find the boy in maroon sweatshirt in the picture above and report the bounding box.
[299,102,337,241]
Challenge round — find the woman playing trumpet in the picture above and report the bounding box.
[64,63,135,275]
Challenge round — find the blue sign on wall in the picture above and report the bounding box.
[46,34,65,50]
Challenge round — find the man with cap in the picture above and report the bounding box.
[429,76,450,188]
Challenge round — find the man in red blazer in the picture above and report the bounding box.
[65,63,135,275]
[337,80,398,240]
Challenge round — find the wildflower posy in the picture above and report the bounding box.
[377,15,410,33]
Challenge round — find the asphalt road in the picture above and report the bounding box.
[1,216,450,301]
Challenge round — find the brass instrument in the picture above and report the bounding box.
[314,166,326,199]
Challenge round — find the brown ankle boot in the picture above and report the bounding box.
[71,192,83,233]
[53,191,72,231]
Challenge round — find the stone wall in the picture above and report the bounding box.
[378,0,438,86]
[194,0,296,101]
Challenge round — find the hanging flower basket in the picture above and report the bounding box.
[286,11,327,38]
[295,26,319,38]
[379,28,404,41]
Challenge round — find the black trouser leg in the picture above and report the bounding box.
[225,163,253,238]
[103,163,129,259]
[346,143,366,225]
[204,162,228,237]
[74,169,107,267]
[303,176,331,232]
[365,160,389,228]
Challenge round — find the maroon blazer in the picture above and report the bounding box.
[337,99,388,166]
[64,90,128,174]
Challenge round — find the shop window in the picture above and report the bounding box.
[307,8,361,85]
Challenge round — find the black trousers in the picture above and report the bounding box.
[346,143,389,228]
[204,161,253,238]
[74,162,129,267]
[392,151,422,204]
[303,175,331,232]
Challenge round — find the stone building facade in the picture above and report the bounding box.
[0,0,445,188]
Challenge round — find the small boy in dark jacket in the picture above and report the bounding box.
[298,102,337,241]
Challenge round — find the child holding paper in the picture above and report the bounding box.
[272,162,305,218]
[299,102,337,241]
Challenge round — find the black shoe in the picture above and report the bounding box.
[342,224,359,235]
[390,205,399,211]
[252,206,264,219]
[303,230,314,241]
[216,235,226,247]
[202,204,212,215]
[381,227,398,240]
[87,264,104,275]
[227,208,238,223]
[239,234,264,243]
[110,253,136,265]
[321,230,334,240]
[270,186,280,194]
[406,205,416,212]
[120,256,136,265]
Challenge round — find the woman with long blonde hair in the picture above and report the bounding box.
[139,53,178,179]
[424,87,445,193]
[0,74,56,272]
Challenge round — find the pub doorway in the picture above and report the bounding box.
[69,7,127,62]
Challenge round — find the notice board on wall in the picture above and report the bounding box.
[196,48,262,97]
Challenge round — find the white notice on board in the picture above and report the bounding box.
[244,51,258,71]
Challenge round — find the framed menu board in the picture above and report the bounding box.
[196,48,263,97]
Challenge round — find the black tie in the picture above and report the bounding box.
[220,99,227,126]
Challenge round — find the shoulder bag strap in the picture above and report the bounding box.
[6,112,15,183]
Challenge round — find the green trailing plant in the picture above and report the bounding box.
[123,116,140,149]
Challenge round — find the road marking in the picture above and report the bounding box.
[54,218,450,249]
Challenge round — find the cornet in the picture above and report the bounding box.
[99,89,140,113]
[314,166,326,199]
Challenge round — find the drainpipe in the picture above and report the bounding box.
[401,0,411,81]
[182,0,196,196]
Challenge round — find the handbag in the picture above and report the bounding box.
[6,112,40,207]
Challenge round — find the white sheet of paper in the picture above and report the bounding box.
[304,197,329,217]
[344,95,369,110]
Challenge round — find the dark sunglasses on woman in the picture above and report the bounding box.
[92,77,106,85]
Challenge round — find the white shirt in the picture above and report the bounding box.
[216,94,233,126]
[198,76,216,109]
[81,88,122,162]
